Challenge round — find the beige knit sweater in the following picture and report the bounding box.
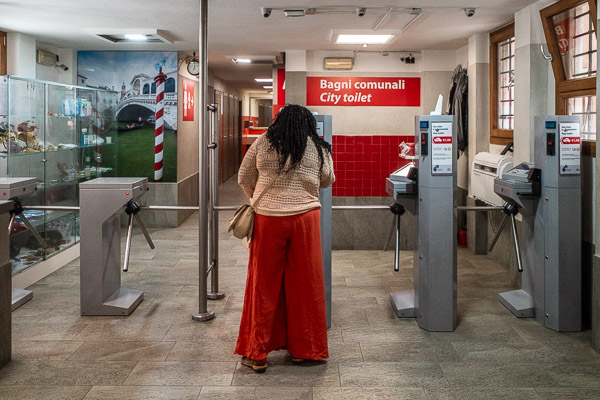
[238,134,335,216]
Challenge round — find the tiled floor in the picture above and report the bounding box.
[1,177,599,399]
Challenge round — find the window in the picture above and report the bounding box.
[490,23,515,145]
[541,0,597,148]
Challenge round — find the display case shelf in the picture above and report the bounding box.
[0,75,118,276]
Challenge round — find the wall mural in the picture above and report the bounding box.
[77,51,178,182]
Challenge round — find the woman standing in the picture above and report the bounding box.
[234,104,335,373]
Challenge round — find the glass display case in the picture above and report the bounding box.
[0,75,118,275]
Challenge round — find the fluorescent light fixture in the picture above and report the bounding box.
[125,34,148,41]
[232,58,252,64]
[263,85,273,89]
[255,78,273,83]
[85,29,174,44]
[335,34,393,45]
[284,9,305,17]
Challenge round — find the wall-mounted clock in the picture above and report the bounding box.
[187,52,200,76]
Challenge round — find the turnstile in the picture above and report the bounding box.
[0,177,41,310]
[387,115,457,332]
[493,115,581,331]
[315,114,332,328]
[79,177,149,316]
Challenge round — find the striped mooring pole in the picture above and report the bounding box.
[154,67,167,182]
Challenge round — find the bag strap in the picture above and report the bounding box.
[251,156,290,209]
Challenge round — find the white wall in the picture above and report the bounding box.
[7,32,36,79]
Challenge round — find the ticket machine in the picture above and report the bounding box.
[386,115,457,332]
[79,177,152,316]
[493,115,581,331]
[0,177,43,310]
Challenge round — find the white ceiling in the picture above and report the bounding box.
[0,0,540,91]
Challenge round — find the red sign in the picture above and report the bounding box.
[306,77,420,107]
[433,137,453,144]
[183,79,194,121]
[561,137,580,144]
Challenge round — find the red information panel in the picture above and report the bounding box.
[306,77,420,107]
[183,79,195,121]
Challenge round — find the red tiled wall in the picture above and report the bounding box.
[331,135,414,197]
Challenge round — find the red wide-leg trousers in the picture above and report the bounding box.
[234,208,329,361]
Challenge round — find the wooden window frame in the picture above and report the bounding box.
[490,23,515,146]
[540,0,597,155]
[0,31,6,75]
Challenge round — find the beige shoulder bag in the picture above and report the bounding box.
[228,173,280,241]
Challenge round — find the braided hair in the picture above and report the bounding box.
[265,104,332,176]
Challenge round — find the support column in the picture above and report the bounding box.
[0,201,13,368]
[466,34,490,254]
[285,50,307,106]
[592,0,600,353]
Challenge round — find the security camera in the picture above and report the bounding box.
[356,7,366,17]
[464,8,475,17]
[261,7,272,18]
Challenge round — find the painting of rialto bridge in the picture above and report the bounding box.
[116,70,178,131]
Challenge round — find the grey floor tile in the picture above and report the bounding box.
[440,362,557,387]
[255,386,313,400]
[162,323,241,342]
[69,341,175,361]
[74,321,171,341]
[431,321,524,343]
[12,323,87,341]
[313,387,427,399]
[535,387,600,399]
[232,360,340,387]
[361,342,462,362]
[166,341,239,362]
[198,386,256,399]
[0,360,38,385]
[338,361,447,387]
[425,387,541,399]
[12,340,84,360]
[17,360,137,386]
[124,361,235,386]
[0,385,91,400]
[83,385,201,399]
[542,363,600,387]
[452,341,555,363]
[341,325,433,343]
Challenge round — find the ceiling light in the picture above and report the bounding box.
[284,9,306,17]
[263,85,273,89]
[255,78,273,83]
[125,34,148,41]
[362,43,368,48]
[335,34,394,45]
[232,58,252,64]
[85,29,174,44]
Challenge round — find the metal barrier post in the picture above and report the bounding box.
[192,0,215,322]
[207,103,224,300]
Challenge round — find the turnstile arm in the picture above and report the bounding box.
[489,202,523,273]
[134,214,155,249]
[123,213,134,272]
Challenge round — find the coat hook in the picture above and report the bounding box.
[540,44,553,61]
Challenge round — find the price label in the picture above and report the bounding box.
[431,122,453,175]
[559,122,580,175]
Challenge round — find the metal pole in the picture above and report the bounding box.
[18,213,48,249]
[456,206,504,211]
[509,213,523,272]
[394,213,401,272]
[487,213,509,252]
[208,104,224,300]
[7,213,15,235]
[193,0,215,322]
[123,213,134,272]
[134,214,155,249]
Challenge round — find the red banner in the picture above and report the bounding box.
[183,79,194,121]
[306,77,420,107]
